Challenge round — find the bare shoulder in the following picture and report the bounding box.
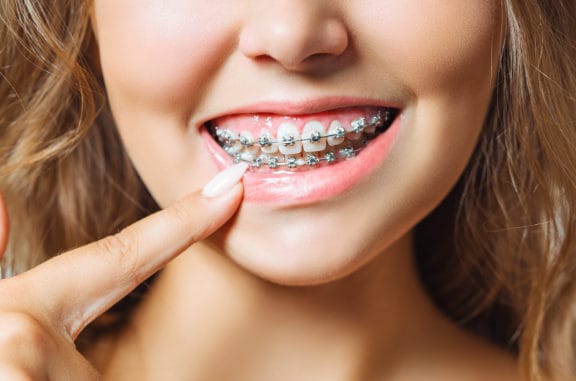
[436,326,521,381]
[389,320,521,381]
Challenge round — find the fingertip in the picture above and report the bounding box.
[201,181,245,220]
[201,163,249,198]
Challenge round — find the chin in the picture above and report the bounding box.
[218,236,373,287]
[208,197,410,287]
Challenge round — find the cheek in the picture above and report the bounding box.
[94,0,237,113]
[92,1,241,206]
[359,1,500,96]
[358,1,502,187]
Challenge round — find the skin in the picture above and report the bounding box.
[93,0,502,285]
[0,1,520,380]
[0,187,244,379]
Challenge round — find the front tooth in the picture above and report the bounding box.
[327,120,346,146]
[258,129,278,154]
[278,122,302,155]
[302,121,327,152]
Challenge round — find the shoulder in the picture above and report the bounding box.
[434,326,521,381]
[388,319,521,381]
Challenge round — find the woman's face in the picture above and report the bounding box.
[93,1,502,285]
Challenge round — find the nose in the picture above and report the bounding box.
[238,1,349,71]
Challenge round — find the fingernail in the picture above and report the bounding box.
[202,163,249,197]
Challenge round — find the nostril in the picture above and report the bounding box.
[250,55,278,66]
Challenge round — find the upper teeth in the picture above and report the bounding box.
[258,128,278,153]
[327,120,346,146]
[215,113,387,149]
[302,121,327,152]
[277,123,302,155]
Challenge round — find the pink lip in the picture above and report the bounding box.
[198,97,402,125]
[201,109,401,207]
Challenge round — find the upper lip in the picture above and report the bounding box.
[196,96,402,128]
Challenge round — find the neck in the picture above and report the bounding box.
[97,232,461,380]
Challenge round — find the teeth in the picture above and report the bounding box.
[221,128,243,153]
[251,157,263,168]
[324,152,336,163]
[383,109,392,123]
[286,157,298,169]
[224,144,241,155]
[267,156,280,169]
[365,113,381,134]
[302,121,327,152]
[218,128,235,144]
[277,122,302,155]
[239,131,259,154]
[211,108,397,171]
[240,151,255,162]
[327,120,346,146]
[305,154,320,167]
[258,129,278,154]
[339,147,356,159]
[347,117,366,141]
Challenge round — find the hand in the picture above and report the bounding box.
[0,165,245,380]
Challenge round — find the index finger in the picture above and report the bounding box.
[9,165,246,339]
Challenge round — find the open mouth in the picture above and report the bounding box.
[205,107,399,171]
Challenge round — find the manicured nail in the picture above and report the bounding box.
[202,163,249,197]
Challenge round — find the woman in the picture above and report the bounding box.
[0,0,575,380]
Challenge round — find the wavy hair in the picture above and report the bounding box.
[0,1,575,379]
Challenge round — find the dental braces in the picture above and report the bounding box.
[209,108,397,170]
[233,146,363,170]
[212,109,393,148]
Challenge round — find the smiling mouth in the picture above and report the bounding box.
[205,106,399,171]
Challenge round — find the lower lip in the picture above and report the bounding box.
[202,116,401,206]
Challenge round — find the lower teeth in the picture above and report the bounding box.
[209,109,397,171]
[233,147,357,169]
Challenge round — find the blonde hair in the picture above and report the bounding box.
[0,1,156,274]
[1,1,575,379]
